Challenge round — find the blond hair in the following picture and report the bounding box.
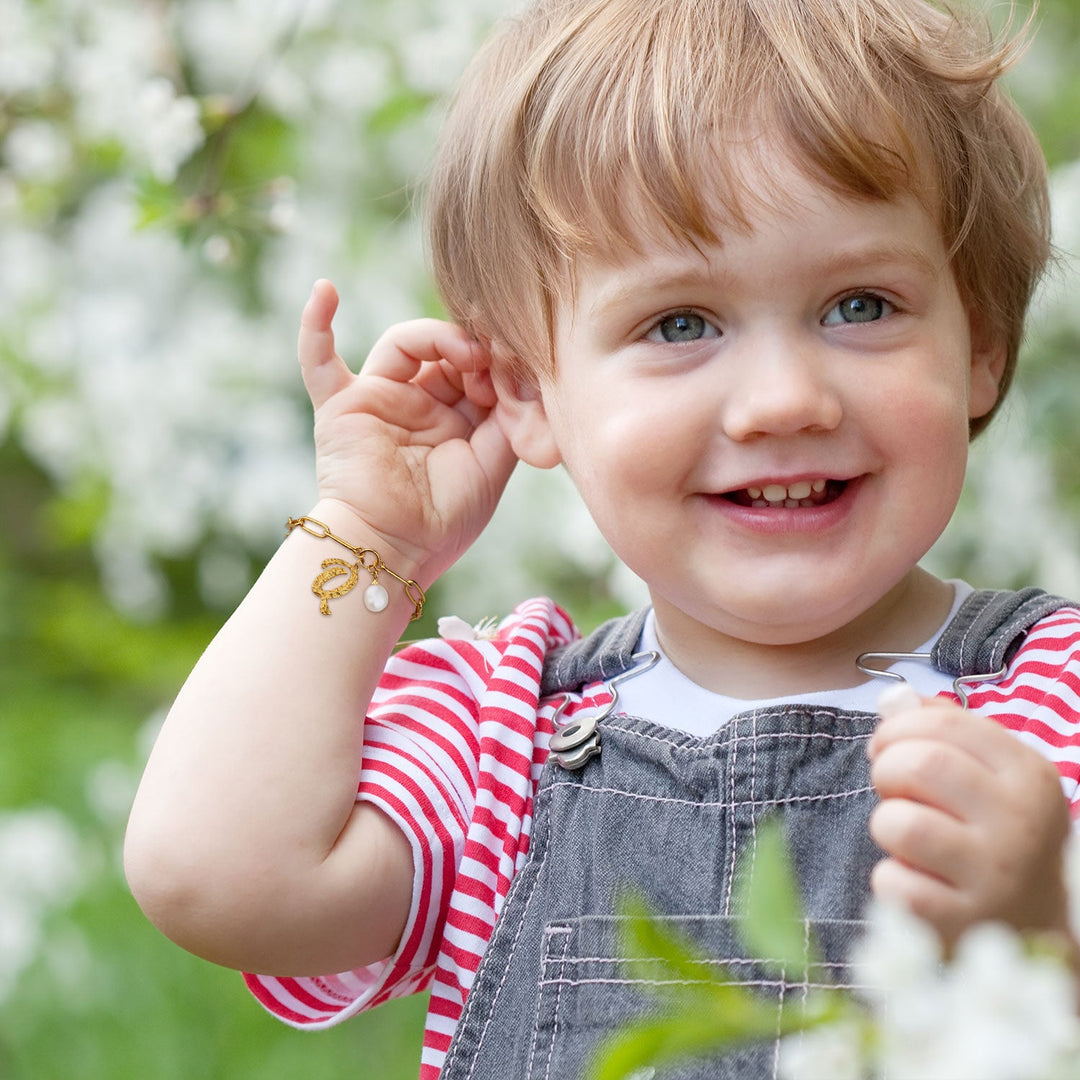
[427,0,1050,435]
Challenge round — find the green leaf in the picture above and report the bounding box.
[134,178,181,230]
[590,1012,756,1080]
[733,816,818,976]
[591,894,818,1080]
[617,894,720,988]
[367,86,436,135]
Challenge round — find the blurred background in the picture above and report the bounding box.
[0,0,1078,1076]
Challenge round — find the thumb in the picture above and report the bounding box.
[298,279,354,408]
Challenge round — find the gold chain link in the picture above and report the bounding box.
[287,516,426,621]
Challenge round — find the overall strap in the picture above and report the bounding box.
[930,587,1076,678]
[540,589,1077,696]
[540,608,649,696]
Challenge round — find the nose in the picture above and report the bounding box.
[720,333,843,441]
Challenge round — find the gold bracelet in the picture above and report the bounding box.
[287,516,426,621]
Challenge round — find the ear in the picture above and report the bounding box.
[489,347,562,469]
[966,313,1008,422]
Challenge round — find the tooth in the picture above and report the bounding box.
[785,499,799,508]
[746,487,762,500]
[811,479,826,494]
[761,484,787,502]
[787,481,812,500]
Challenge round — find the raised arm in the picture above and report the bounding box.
[124,281,517,976]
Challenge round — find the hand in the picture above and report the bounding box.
[298,279,518,579]
[868,692,1072,946]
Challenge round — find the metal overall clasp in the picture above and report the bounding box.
[549,651,659,771]
[855,651,1007,709]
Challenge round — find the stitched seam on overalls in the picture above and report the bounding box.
[544,955,842,971]
[955,608,983,674]
[724,715,740,916]
[748,710,762,920]
[771,972,786,1079]
[540,930,573,1080]
[535,975,861,992]
[453,799,553,1076]
[525,926,570,1080]
[546,783,875,810]
[604,719,873,750]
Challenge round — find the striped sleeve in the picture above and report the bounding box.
[964,605,1080,819]
[243,597,579,1040]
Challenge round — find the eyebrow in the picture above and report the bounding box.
[808,241,944,282]
[586,265,718,320]
[586,239,945,319]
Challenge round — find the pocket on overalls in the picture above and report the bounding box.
[525,913,867,1080]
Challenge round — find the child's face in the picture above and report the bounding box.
[497,148,1004,667]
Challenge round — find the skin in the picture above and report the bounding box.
[124,288,515,974]
[869,698,1073,951]
[494,149,1076,951]
[125,151,1076,978]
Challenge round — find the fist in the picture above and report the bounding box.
[867,687,1071,946]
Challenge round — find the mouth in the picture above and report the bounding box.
[721,478,848,508]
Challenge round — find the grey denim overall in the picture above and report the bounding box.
[440,588,1071,1080]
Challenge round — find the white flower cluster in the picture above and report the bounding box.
[0,808,86,1004]
[1,0,1078,622]
[3,0,590,619]
[780,831,1080,1080]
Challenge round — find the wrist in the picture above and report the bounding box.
[288,502,430,621]
[305,499,433,581]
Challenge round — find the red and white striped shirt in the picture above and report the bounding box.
[244,597,1080,1078]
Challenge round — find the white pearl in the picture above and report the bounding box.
[363,583,389,613]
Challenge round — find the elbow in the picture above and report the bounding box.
[123,816,262,969]
[124,824,219,960]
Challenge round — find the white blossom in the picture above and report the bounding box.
[0,0,58,96]
[437,615,501,641]
[85,760,140,828]
[850,899,1080,1080]
[850,897,942,983]
[67,5,173,138]
[2,121,73,181]
[0,808,87,1003]
[311,45,393,113]
[131,78,205,182]
[778,1021,865,1080]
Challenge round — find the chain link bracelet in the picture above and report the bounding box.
[287,516,426,621]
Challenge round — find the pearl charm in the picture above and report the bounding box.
[363,582,389,613]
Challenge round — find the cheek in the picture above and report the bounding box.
[874,355,973,446]
[577,396,709,486]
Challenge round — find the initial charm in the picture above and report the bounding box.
[312,557,360,615]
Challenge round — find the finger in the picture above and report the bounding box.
[876,683,923,719]
[468,412,519,493]
[362,319,482,383]
[462,364,499,410]
[870,736,995,821]
[869,701,1013,772]
[413,358,471,410]
[869,797,972,885]
[412,347,500,411]
[298,279,354,408]
[870,856,970,943]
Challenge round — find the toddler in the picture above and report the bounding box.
[125,0,1080,1076]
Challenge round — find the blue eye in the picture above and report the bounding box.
[824,294,894,325]
[647,312,718,343]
